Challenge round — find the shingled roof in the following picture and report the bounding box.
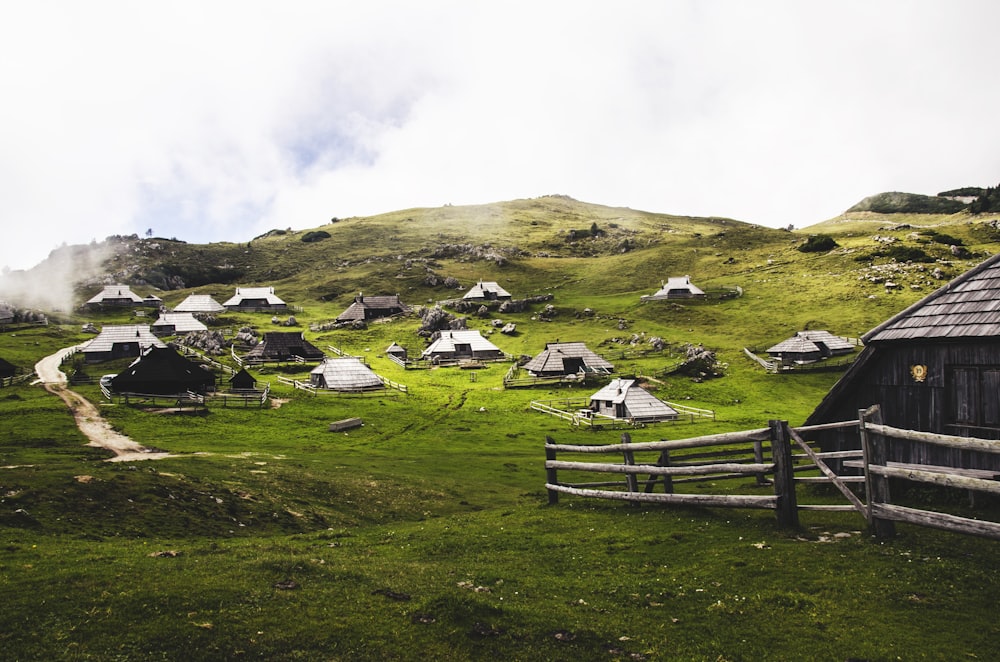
[82,325,166,354]
[244,332,325,362]
[152,313,208,335]
[463,280,512,300]
[310,357,385,391]
[863,252,1000,342]
[223,287,286,308]
[523,341,614,376]
[173,294,225,314]
[111,346,215,395]
[336,294,410,322]
[589,378,678,422]
[86,284,144,305]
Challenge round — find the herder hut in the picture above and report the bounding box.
[462,280,512,302]
[805,252,1000,470]
[173,294,225,314]
[82,325,166,363]
[421,330,505,362]
[244,331,324,363]
[310,357,385,392]
[151,312,208,336]
[385,342,408,362]
[642,276,706,300]
[0,357,17,379]
[110,346,216,395]
[229,368,258,392]
[523,341,614,378]
[588,379,679,422]
[86,284,144,309]
[223,286,287,312]
[336,293,410,323]
[766,330,855,365]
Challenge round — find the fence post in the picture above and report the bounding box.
[644,449,673,494]
[770,420,799,528]
[859,406,895,539]
[753,438,769,485]
[545,436,559,505]
[621,432,639,495]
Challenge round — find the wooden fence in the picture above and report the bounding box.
[0,373,34,388]
[545,405,1000,540]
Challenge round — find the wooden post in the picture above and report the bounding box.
[770,420,799,528]
[860,406,895,539]
[644,449,673,494]
[545,436,559,505]
[753,438,769,485]
[621,433,639,495]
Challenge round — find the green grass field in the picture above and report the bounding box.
[2,199,1000,660]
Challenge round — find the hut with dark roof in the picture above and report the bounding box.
[805,252,1000,469]
[0,357,17,379]
[336,294,410,323]
[228,368,258,392]
[523,341,614,378]
[244,332,325,363]
[110,346,216,395]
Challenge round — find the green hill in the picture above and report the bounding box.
[844,190,968,215]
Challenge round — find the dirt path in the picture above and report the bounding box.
[35,346,173,462]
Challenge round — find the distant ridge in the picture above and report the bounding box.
[845,191,967,215]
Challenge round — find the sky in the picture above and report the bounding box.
[1,0,998,272]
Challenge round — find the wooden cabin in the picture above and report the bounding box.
[85,284,145,309]
[642,276,706,301]
[462,280,512,302]
[766,330,854,365]
[588,379,678,422]
[151,313,208,336]
[244,332,325,363]
[81,325,166,363]
[523,341,614,378]
[0,357,17,379]
[421,330,505,362]
[223,286,287,312]
[110,346,216,395]
[310,357,385,392]
[385,342,408,362]
[336,293,410,323]
[805,253,1000,470]
[173,294,225,314]
[228,368,258,392]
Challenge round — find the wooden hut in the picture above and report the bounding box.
[310,357,385,392]
[336,294,410,323]
[522,341,614,378]
[223,286,287,312]
[244,332,324,363]
[588,379,678,422]
[766,330,854,365]
[173,294,225,314]
[85,284,144,309]
[228,368,258,392]
[81,325,166,363]
[151,313,208,336]
[462,280,512,302]
[642,276,706,300]
[385,342,408,362]
[805,252,1000,470]
[0,357,16,379]
[110,346,216,395]
[421,330,505,362]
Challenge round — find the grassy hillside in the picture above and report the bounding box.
[2,197,1000,659]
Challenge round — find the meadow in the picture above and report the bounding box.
[2,198,1000,660]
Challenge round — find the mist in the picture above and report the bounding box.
[0,242,113,313]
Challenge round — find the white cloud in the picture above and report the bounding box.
[1,1,998,273]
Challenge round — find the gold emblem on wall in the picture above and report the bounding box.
[910,364,928,383]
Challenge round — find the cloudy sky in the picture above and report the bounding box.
[1,1,998,271]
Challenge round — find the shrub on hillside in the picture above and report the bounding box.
[301,230,331,243]
[797,235,838,253]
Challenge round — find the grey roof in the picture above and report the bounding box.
[463,281,512,300]
[82,325,166,354]
[864,253,1000,342]
[797,330,854,353]
[421,330,503,357]
[245,332,325,361]
[646,276,706,299]
[152,313,208,334]
[590,379,678,421]
[173,294,225,313]
[310,357,384,391]
[522,341,614,374]
[86,284,144,304]
[223,286,286,307]
[336,294,410,322]
[766,336,821,355]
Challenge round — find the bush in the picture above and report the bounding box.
[797,235,838,253]
[301,231,331,243]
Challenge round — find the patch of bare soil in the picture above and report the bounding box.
[270,397,290,409]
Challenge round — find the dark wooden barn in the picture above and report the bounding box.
[228,368,258,392]
[336,293,410,323]
[111,346,216,395]
[244,332,325,363]
[805,253,1000,470]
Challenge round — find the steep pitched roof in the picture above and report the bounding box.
[244,332,325,361]
[173,294,225,313]
[646,276,706,299]
[223,287,285,307]
[152,313,208,334]
[463,280,512,300]
[111,346,215,394]
[590,379,678,420]
[0,357,16,377]
[522,341,614,374]
[766,335,821,356]
[863,252,1000,342]
[86,284,144,305]
[310,357,384,391]
[82,325,166,354]
[336,294,410,322]
[797,330,855,353]
[421,330,502,357]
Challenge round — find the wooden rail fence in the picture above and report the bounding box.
[545,404,1000,540]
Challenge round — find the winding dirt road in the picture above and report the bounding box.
[34,347,172,462]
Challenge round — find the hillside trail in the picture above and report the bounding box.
[34,346,172,462]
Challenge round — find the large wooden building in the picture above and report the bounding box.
[336,294,410,323]
[805,253,1000,470]
[244,332,325,363]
